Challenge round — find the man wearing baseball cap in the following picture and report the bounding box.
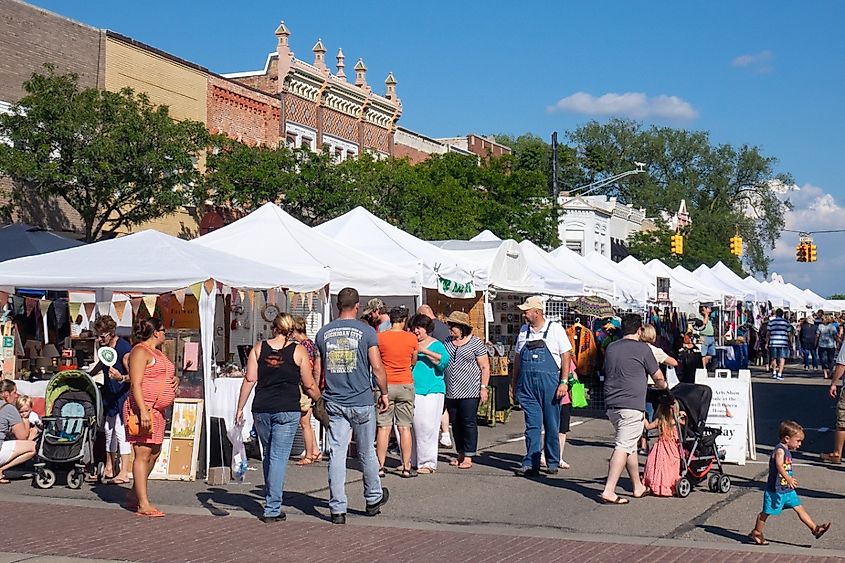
[512,296,573,476]
[363,298,391,332]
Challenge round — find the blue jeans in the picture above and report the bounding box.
[819,347,835,370]
[516,369,561,470]
[253,411,300,517]
[801,346,818,368]
[325,402,383,515]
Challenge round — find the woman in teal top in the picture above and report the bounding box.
[408,314,450,473]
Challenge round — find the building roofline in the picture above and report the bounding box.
[221,52,277,78]
[14,0,100,33]
[106,31,211,75]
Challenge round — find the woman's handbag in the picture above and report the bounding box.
[126,372,167,438]
[570,381,589,409]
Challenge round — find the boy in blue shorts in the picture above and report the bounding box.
[749,420,830,545]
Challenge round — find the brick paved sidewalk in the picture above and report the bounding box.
[1,500,841,562]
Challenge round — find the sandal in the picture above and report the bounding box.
[748,531,769,545]
[457,461,472,470]
[378,467,386,478]
[296,456,315,465]
[820,453,841,464]
[633,487,652,499]
[416,467,435,474]
[0,477,10,485]
[400,469,418,478]
[813,523,831,539]
[600,496,629,505]
[136,507,166,518]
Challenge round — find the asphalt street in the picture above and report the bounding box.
[1,364,843,558]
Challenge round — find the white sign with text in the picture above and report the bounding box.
[694,368,755,465]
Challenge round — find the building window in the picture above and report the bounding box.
[566,240,583,255]
[601,243,606,255]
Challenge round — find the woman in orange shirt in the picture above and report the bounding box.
[376,307,417,477]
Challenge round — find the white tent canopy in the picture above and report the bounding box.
[690,264,748,301]
[743,276,788,307]
[763,280,810,310]
[430,239,536,293]
[315,206,475,291]
[642,258,721,304]
[707,262,757,301]
[585,251,654,305]
[470,230,502,242]
[517,240,585,297]
[194,203,420,296]
[0,230,327,293]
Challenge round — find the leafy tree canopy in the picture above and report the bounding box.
[0,67,208,241]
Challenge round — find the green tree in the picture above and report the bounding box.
[827,294,845,300]
[0,67,208,241]
[568,118,791,274]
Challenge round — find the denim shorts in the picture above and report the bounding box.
[701,336,716,357]
[769,346,788,360]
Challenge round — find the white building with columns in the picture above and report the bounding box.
[557,195,649,261]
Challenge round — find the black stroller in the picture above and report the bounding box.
[33,370,103,489]
[649,383,731,498]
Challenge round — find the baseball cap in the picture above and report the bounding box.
[363,298,385,315]
[517,296,545,311]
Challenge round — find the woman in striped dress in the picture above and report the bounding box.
[124,317,177,518]
[444,311,490,470]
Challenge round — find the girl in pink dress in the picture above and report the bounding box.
[642,402,682,496]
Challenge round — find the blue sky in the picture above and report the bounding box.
[28,1,845,296]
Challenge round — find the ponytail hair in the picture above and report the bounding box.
[134,317,163,341]
[272,313,295,337]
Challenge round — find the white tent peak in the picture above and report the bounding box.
[194,202,420,296]
[470,230,502,242]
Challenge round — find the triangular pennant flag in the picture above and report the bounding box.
[248,290,255,308]
[238,290,246,305]
[114,300,128,320]
[142,295,158,316]
[130,298,142,316]
[268,289,277,306]
[232,290,241,306]
[204,279,215,295]
[216,281,224,293]
[290,292,299,309]
[83,302,96,320]
[96,302,110,317]
[307,292,314,311]
[39,299,52,316]
[0,291,8,307]
[25,297,38,317]
[189,283,202,302]
[68,302,82,321]
[173,288,186,309]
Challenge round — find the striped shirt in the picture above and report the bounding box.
[445,336,487,399]
[767,317,793,348]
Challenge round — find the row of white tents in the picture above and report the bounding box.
[0,203,839,473]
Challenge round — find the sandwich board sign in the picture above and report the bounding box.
[694,368,756,465]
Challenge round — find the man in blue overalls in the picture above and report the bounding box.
[512,296,573,476]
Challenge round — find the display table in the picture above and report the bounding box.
[206,377,254,441]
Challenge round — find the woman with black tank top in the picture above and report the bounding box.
[235,313,320,523]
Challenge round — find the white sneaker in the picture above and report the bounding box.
[439,431,452,448]
[774,373,784,381]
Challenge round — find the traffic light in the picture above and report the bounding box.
[796,243,807,262]
[670,234,684,255]
[729,235,743,256]
[809,244,817,262]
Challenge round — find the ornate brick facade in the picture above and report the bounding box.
[207,76,280,146]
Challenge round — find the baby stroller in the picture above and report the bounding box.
[666,383,731,497]
[648,383,731,498]
[33,370,103,489]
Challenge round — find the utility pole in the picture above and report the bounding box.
[551,132,559,200]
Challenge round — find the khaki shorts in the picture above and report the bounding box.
[377,384,415,428]
[607,408,645,454]
[837,387,845,429]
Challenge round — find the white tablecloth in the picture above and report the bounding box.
[206,377,254,441]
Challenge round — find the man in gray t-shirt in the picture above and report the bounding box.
[600,315,666,505]
[314,288,390,523]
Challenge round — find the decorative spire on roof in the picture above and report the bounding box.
[275,21,290,47]
[336,48,346,80]
[354,58,367,87]
[384,72,397,100]
[312,38,327,71]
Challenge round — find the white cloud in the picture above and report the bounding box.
[767,183,843,298]
[731,50,774,74]
[547,92,698,121]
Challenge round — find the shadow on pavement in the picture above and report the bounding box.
[197,486,264,518]
[90,482,135,512]
[698,524,811,549]
[727,475,845,500]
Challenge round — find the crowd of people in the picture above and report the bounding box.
[1,287,842,547]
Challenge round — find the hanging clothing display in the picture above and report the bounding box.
[566,322,598,380]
